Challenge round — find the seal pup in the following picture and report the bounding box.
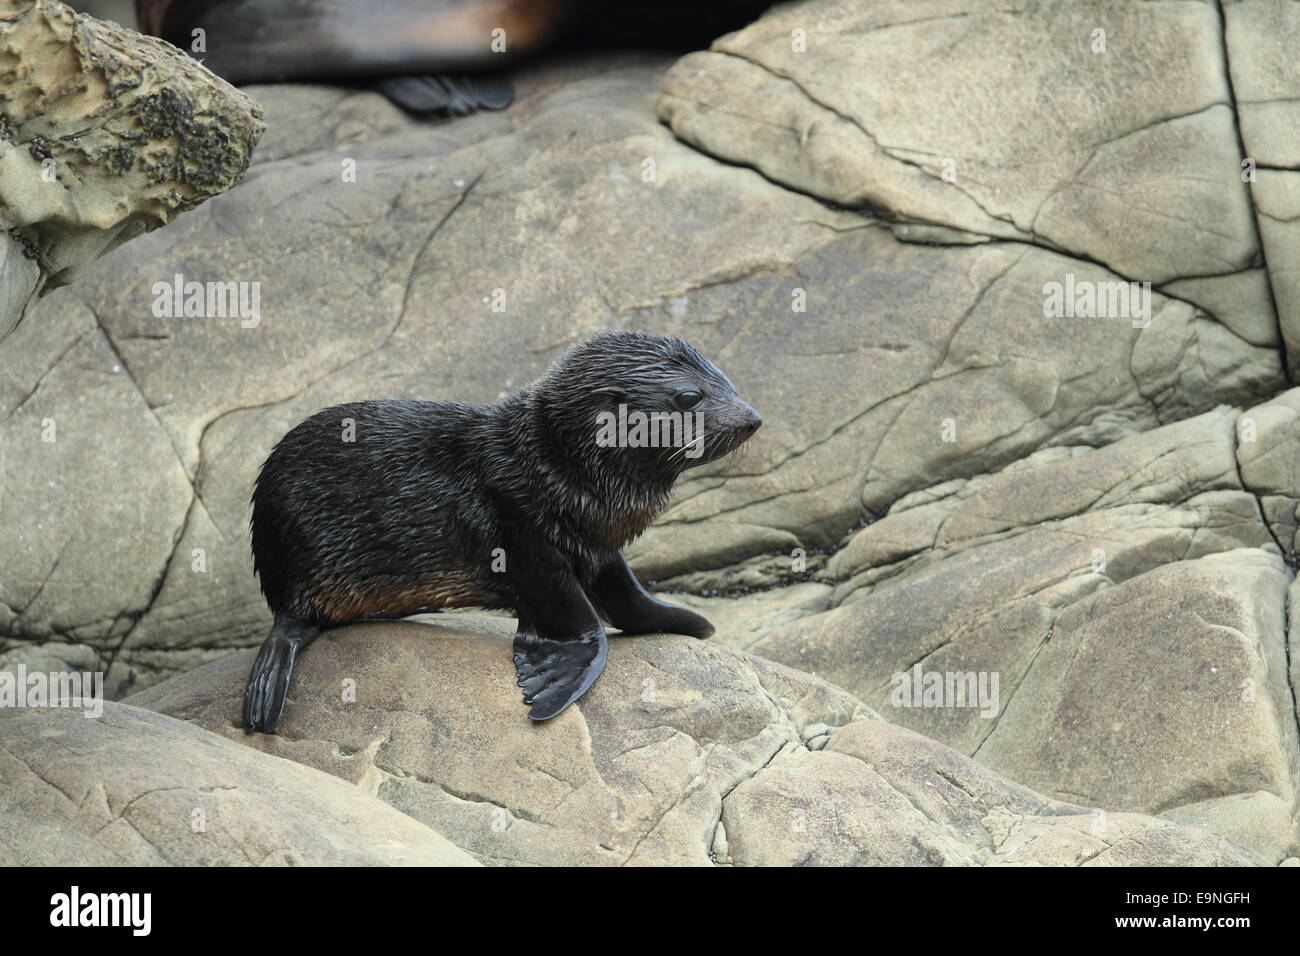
[244,331,761,730]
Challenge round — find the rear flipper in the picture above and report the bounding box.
[513,625,608,722]
[373,74,514,116]
[244,616,321,734]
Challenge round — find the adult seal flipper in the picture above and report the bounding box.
[373,74,515,116]
[243,616,321,733]
[136,0,573,111]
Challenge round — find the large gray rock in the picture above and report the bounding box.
[1164,791,1298,865]
[127,619,1263,866]
[976,550,1297,817]
[0,58,1284,694]
[0,700,478,865]
[659,0,1255,282]
[0,0,264,342]
[1222,0,1300,373]
[2,0,1296,868]
[658,0,1296,373]
[1224,0,1300,164]
[709,395,1300,863]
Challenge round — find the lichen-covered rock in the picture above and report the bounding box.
[0,0,264,341]
[126,618,1262,866]
[0,700,478,865]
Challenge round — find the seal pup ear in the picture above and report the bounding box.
[373,74,514,116]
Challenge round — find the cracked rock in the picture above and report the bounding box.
[0,58,1285,690]
[728,401,1300,861]
[977,550,1298,821]
[658,0,1259,284]
[126,618,1262,866]
[657,0,1296,368]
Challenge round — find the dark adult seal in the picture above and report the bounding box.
[244,331,762,730]
[134,0,775,116]
[136,0,565,114]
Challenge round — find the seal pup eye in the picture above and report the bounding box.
[674,390,703,411]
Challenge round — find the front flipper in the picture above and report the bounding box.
[500,533,612,721]
[590,552,714,638]
[513,625,608,721]
[373,74,514,116]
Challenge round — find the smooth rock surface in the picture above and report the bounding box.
[1163,791,1298,866]
[0,700,478,865]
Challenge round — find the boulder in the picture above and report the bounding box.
[0,699,478,865]
[723,399,1300,861]
[658,0,1295,372]
[659,0,1255,283]
[127,618,1263,865]
[975,550,1298,818]
[1163,791,1298,866]
[1221,0,1300,367]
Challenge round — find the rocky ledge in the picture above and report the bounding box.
[95,619,1262,865]
[2,0,1299,865]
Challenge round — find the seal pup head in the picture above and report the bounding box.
[536,330,761,480]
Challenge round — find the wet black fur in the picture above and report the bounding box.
[244,331,761,728]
